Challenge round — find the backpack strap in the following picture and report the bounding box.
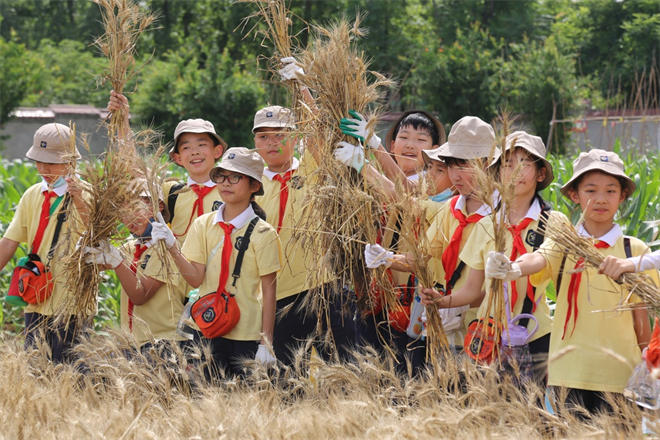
[446,261,466,292]
[46,194,71,265]
[624,237,632,258]
[167,183,186,223]
[519,206,551,328]
[231,216,260,288]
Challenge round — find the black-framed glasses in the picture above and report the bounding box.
[212,174,245,184]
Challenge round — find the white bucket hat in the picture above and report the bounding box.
[436,116,500,162]
[26,123,80,164]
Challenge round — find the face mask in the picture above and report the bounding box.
[430,188,454,203]
[50,176,66,188]
[132,217,154,240]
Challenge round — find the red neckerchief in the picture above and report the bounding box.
[441,196,484,295]
[563,240,610,339]
[217,222,235,294]
[508,217,534,312]
[32,191,59,253]
[127,243,149,331]
[272,170,294,234]
[176,184,216,238]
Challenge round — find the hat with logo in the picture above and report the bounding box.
[26,123,80,164]
[170,119,228,159]
[436,116,500,162]
[386,110,447,152]
[560,149,635,198]
[252,106,296,132]
[503,131,554,190]
[209,147,265,196]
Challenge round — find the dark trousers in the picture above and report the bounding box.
[565,388,616,417]
[273,289,318,366]
[355,310,408,374]
[529,333,550,388]
[24,312,83,364]
[206,337,258,378]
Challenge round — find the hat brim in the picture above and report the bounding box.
[209,164,264,196]
[26,146,80,164]
[422,147,445,165]
[501,144,555,191]
[560,163,636,199]
[385,110,446,152]
[437,142,501,163]
[169,131,228,160]
[252,122,296,133]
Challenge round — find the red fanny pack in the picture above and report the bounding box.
[8,254,54,305]
[464,318,501,364]
[191,291,240,339]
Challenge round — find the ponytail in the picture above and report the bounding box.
[251,201,267,221]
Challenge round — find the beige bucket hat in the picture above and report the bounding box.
[209,147,265,196]
[503,131,554,190]
[560,149,635,198]
[170,119,228,159]
[385,110,447,152]
[252,106,296,132]
[26,123,80,164]
[129,178,171,223]
[436,116,500,162]
[422,146,445,165]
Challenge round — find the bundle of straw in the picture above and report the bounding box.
[58,0,156,325]
[544,214,660,310]
[240,0,394,355]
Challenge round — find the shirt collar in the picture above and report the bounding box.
[263,157,300,180]
[213,203,256,230]
[187,176,216,188]
[576,223,623,247]
[454,189,499,217]
[40,178,68,197]
[407,171,425,182]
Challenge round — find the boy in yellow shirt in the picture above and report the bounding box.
[487,149,657,415]
[0,123,88,363]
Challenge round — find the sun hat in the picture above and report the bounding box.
[385,110,447,151]
[252,106,296,132]
[209,147,265,196]
[170,119,228,159]
[436,116,500,162]
[503,131,554,191]
[560,149,635,198]
[422,146,445,165]
[26,123,80,164]
[130,178,171,223]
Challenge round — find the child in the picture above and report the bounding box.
[421,131,555,383]
[366,116,499,359]
[0,123,88,363]
[151,148,282,377]
[487,149,657,415]
[82,182,185,351]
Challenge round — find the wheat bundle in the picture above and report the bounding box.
[57,0,156,325]
[544,214,660,311]
[240,0,394,355]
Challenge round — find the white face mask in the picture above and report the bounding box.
[50,176,66,188]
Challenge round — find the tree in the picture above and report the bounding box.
[0,34,41,126]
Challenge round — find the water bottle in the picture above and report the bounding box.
[176,289,200,340]
[624,361,660,410]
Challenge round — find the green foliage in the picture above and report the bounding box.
[0,33,41,126]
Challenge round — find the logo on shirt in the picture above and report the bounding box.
[290,175,304,190]
[40,141,47,148]
[525,229,537,247]
[140,254,151,270]
[212,201,223,212]
[235,235,247,250]
[202,306,216,323]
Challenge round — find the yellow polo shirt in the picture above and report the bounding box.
[163,178,223,244]
[119,239,185,346]
[4,181,88,316]
[256,156,326,300]
[460,202,557,343]
[181,205,282,341]
[530,223,659,393]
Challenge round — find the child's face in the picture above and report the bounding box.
[447,161,475,196]
[214,171,261,205]
[35,162,69,185]
[254,127,296,169]
[390,125,436,176]
[425,159,453,196]
[172,133,223,177]
[122,198,155,237]
[501,148,545,199]
[568,171,626,226]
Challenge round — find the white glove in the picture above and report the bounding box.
[364,243,394,269]
[439,305,470,332]
[255,344,277,367]
[334,141,366,173]
[485,251,522,281]
[339,110,381,150]
[278,57,305,81]
[151,212,176,248]
[83,241,123,269]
